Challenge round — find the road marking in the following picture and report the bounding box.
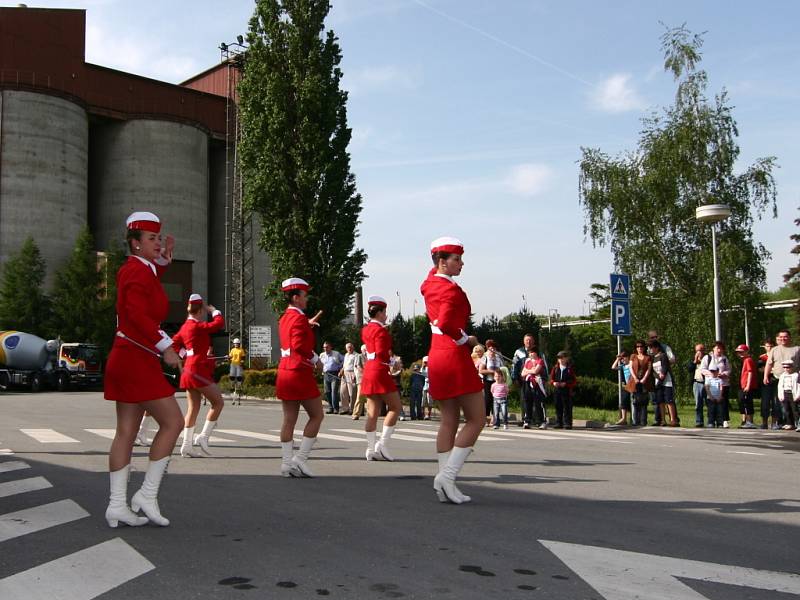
[0,476,52,498]
[0,460,29,474]
[291,430,363,442]
[400,426,572,440]
[0,499,89,543]
[0,537,154,600]
[85,429,235,444]
[0,449,15,455]
[329,428,515,442]
[729,450,765,456]
[85,429,115,440]
[20,429,80,443]
[216,429,281,442]
[541,539,800,599]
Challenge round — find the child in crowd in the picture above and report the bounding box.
[490,369,509,430]
[521,349,547,429]
[704,366,723,427]
[550,351,577,429]
[735,344,758,429]
[611,351,632,425]
[777,359,799,431]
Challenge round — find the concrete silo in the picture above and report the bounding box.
[90,119,209,297]
[0,90,88,286]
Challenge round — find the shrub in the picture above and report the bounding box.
[573,376,620,410]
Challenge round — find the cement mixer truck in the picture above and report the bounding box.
[0,331,102,392]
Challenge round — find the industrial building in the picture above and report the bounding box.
[0,6,277,361]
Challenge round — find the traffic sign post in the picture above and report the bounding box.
[610,273,632,418]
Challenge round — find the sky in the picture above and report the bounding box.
[11,0,800,321]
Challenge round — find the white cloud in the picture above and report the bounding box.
[505,163,553,197]
[85,23,200,83]
[344,65,421,95]
[591,73,647,113]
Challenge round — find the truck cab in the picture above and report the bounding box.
[56,343,103,390]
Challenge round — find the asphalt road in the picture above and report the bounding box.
[0,390,798,599]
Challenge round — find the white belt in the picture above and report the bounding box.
[185,349,195,357]
[430,325,443,335]
[366,352,377,360]
[281,348,291,357]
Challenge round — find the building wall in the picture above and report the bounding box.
[90,119,209,297]
[0,90,88,287]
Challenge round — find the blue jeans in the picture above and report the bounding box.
[493,398,508,425]
[410,388,423,419]
[323,372,340,411]
[708,400,722,426]
[693,381,706,425]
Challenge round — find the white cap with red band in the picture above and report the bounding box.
[367,295,387,307]
[430,236,464,255]
[281,277,310,291]
[188,293,203,306]
[126,211,161,233]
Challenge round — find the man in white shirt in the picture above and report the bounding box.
[338,342,358,415]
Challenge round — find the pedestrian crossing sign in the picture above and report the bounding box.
[610,273,630,300]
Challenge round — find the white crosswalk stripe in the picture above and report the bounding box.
[216,429,281,442]
[0,449,15,455]
[291,429,363,442]
[20,429,80,443]
[0,538,154,600]
[0,476,52,498]
[0,460,29,473]
[84,429,236,443]
[330,428,516,442]
[0,499,89,543]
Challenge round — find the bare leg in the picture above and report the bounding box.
[436,397,460,454]
[454,391,485,448]
[280,401,300,443]
[142,396,183,461]
[300,396,324,438]
[199,384,224,421]
[109,402,145,471]
[365,397,380,433]
[184,389,202,427]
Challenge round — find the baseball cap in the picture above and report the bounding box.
[735,344,749,353]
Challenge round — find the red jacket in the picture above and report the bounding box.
[420,269,471,350]
[172,311,225,372]
[114,256,171,353]
[278,306,317,372]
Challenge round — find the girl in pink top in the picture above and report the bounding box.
[490,369,510,430]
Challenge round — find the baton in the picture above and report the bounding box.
[116,331,161,357]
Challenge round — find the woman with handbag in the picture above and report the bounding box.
[626,340,653,426]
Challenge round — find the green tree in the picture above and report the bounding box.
[785,208,800,334]
[0,237,50,337]
[578,25,777,365]
[239,0,367,341]
[94,246,126,355]
[49,228,104,342]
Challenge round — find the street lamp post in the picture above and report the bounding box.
[695,204,731,341]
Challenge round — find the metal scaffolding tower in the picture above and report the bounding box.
[220,41,256,352]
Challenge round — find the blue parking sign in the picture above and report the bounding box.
[611,299,631,336]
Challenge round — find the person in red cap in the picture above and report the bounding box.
[361,295,402,461]
[103,211,183,528]
[276,277,324,477]
[172,294,225,456]
[734,344,758,428]
[420,236,484,504]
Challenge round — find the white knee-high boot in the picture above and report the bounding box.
[180,427,199,458]
[135,416,152,446]
[281,441,300,477]
[290,436,316,477]
[194,420,216,456]
[105,465,149,528]
[131,457,171,526]
[374,425,395,461]
[436,451,471,503]
[365,430,378,461]
[434,447,473,504]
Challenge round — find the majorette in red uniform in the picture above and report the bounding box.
[276,277,323,478]
[420,236,483,505]
[104,211,181,529]
[420,244,482,401]
[360,295,402,461]
[361,306,397,396]
[172,294,225,390]
[172,293,225,457]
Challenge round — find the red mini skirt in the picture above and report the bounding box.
[276,367,320,401]
[361,363,397,396]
